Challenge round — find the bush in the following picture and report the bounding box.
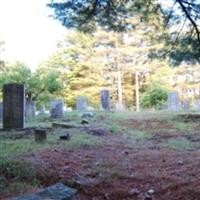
[141,85,168,109]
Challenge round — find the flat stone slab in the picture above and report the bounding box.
[13,183,77,200]
[52,122,81,129]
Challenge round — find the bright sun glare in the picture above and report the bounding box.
[0,0,67,70]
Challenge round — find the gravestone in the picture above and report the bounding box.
[3,83,25,129]
[182,100,190,112]
[115,102,125,111]
[0,102,2,121]
[168,92,180,112]
[39,106,45,114]
[193,100,200,112]
[50,99,64,118]
[25,101,35,120]
[100,89,110,110]
[76,96,87,111]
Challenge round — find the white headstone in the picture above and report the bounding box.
[168,92,180,112]
[193,100,200,112]
[76,96,87,111]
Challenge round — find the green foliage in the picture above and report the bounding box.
[141,85,168,109]
[44,31,108,107]
[0,61,63,106]
[48,0,200,64]
[48,0,164,32]
[0,159,39,198]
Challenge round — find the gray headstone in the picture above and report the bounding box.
[193,100,200,112]
[101,90,110,110]
[39,106,45,114]
[182,100,190,112]
[0,102,2,121]
[168,92,180,112]
[25,101,35,120]
[3,83,25,129]
[50,99,64,118]
[76,96,87,111]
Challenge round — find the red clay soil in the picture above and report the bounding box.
[29,137,200,200]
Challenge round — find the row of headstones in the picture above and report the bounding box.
[168,92,200,112]
[0,83,111,129]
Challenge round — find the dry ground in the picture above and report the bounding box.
[1,112,200,200]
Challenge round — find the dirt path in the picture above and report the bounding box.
[29,133,200,200]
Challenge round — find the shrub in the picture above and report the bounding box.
[141,85,168,109]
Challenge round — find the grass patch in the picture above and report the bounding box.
[0,136,59,158]
[168,138,195,150]
[68,133,104,148]
[172,121,195,132]
[0,159,39,198]
[123,130,152,141]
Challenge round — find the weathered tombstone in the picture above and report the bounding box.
[182,100,190,112]
[168,92,180,112]
[115,102,125,111]
[35,129,47,143]
[76,96,87,111]
[100,89,110,110]
[3,83,25,129]
[0,102,2,121]
[193,100,200,112]
[50,99,64,118]
[25,101,35,120]
[39,106,45,114]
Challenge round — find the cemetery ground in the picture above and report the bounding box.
[1,112,200,199]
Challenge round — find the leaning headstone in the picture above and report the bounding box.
[0,102,2,121]
[182,100,190,112]
[50,99,64,118]
[193,100,200,112]
[76,96,87,111]
[100,89,110,110]
[3,83,25,129]
[25,101,35,120]
[168,92,180,112]
[12,183,77,200]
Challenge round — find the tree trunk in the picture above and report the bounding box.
[115,33,123,110]
[135,71,140,112]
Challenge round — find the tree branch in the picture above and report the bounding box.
[176,0,200,43]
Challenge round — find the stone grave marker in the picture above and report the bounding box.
[76,96,87,111]
[25,101,35,120]
[39,106,45,114]
[35,129,47,143]
[193,100,200,112]
[50,99,64,118]
[168,92,180,112]
[3,83,25,129]
[100,89,110,110]
[182,100,190,112]
[115,102,125,111]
